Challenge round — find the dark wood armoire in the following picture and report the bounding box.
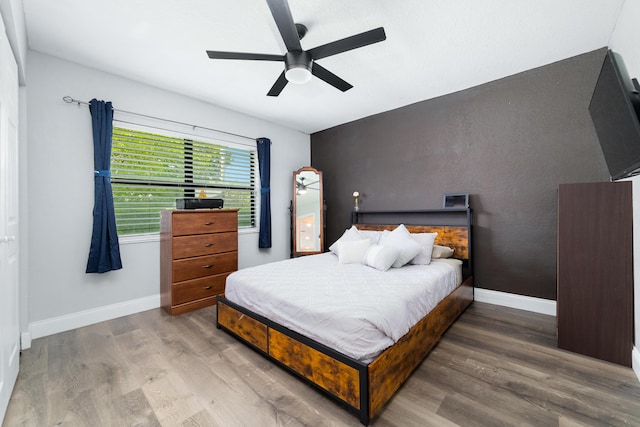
[557,181,633,367]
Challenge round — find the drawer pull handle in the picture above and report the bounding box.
[202,264,214,269]
[203,286,213,290]
[204,222,215,225]
[203,243,214,247]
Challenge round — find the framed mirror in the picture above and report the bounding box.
[292,167,324,256]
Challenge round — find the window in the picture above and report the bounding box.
[110,126,256,235]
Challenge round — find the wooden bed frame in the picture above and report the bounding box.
[216,209,473,425]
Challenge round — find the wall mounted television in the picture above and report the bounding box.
[589,50,640,180]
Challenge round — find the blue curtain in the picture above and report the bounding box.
[256,137,272,248]
[86,99,123,273]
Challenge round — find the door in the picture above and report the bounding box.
[0,24,20,422]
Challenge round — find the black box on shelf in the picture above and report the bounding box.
[176,198,224,210]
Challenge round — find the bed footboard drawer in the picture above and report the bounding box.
[269,329,360,409]
[218,301,268,352]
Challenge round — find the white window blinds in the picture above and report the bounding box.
[111,126,256,235]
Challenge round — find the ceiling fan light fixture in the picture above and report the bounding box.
[285,66,312,84]
[284,51,312,85]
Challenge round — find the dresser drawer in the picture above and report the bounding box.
[172,211,238,236]
[172,273,230,306]
[172,232,238,259]
[173,252,237,282]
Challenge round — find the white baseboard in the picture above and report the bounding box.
[474,288,557,316]
[21,331,32,350]
[633,346,640,383]
[22,294,160,350]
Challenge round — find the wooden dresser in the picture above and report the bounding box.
[160,209,238,315]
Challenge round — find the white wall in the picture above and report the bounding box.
[609,0,640,378]
[0,0,27,83]
[24,51,309,336]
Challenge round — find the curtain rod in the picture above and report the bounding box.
[62,96,257,143]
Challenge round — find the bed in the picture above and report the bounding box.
[216,209,473,424]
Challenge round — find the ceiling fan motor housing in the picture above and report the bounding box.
[285,51,313,84]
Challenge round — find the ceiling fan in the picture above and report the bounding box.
[296,177,319,194]
[206,0,386,96]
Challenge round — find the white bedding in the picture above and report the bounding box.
[225,253,461,362]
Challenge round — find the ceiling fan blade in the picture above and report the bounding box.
[267,71,288,96]
[206,51,284,61]
[308,27,386,60]
[311,63,353,92]
[266,0,302,52]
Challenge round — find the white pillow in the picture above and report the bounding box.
[380,224,423,268]
[337,239,371,264]
[357,229,383,245]
[378,229,391,244]
[365,245,400,271]
[431,245,455,259]
[410,232,438,265]
[329,226,364,256]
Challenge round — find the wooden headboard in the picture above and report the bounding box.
[351,208,473,277]
[354,224,470,260]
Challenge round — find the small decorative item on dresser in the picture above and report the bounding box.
[176,197,224,209]
[353,191,360,211]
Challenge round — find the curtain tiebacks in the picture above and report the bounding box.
[260,187,270,194]
[94,169,111,177]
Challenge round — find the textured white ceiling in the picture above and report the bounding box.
[23,0,624,134]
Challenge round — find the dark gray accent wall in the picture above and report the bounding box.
[311,49,610,300]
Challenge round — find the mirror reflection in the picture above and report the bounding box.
[292,167,324,255]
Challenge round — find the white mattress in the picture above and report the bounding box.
[225,253,461,362]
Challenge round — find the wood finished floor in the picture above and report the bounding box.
[4,302,640,426]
